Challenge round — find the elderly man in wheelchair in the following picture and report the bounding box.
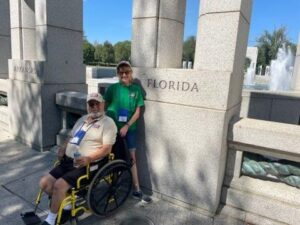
[22,93,133,225]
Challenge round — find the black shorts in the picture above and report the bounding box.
[49,155,86,187]
[49,155,108,188]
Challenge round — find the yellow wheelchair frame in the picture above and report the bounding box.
[31,153,132,225]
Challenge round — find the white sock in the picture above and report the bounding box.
[45,212,57,225]
[63,203,72,210]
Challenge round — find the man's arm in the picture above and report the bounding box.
[57,136,70,160]
[75,144,113,167]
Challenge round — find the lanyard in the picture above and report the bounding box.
[70,121,96,145]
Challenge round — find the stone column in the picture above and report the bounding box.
[8,0,86,151]
[132,0,252,216]
[131,0,185,68]
[192,0,252,213]
[10,0,36,60]
[0,0,11,79]
[293,34,300,91]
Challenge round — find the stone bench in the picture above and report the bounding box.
[222,118,300,225]
[55,91,87,145]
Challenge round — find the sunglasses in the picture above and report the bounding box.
[118,70,132,75]
[88,102,100,107]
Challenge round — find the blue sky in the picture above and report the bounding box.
[83,0,300,46]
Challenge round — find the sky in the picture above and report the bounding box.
[83,0,300,47]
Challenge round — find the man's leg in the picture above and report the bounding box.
[43,178,70,225]
[39,174,56,196]
[50,178,71,213]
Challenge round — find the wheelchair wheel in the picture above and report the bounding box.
[87,160,132,217]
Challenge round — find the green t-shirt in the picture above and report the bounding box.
[104,82,144,131]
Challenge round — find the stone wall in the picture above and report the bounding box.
[8,0,86,151]
[240,89,300,125]
[0,0,11,80]
[224,118,300,225]
[131,0,252,214]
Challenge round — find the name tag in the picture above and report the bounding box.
[69,130,86,145]
[118,108,129,122]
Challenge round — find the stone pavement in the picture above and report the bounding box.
[0,129,242,225]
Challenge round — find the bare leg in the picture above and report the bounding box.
[50,178,71,213]
[39,174,56,196]
[130,151,140,191]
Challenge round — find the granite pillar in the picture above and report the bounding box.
[131,0,185,68]
[0,0,11,79]
[8,0,86,151]
[132,0,252,215]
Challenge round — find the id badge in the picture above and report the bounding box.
[70,130,86,145]
[118,108,128,122]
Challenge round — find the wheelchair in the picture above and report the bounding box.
[21,136,132,225]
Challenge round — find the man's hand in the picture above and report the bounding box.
[57,146,65,161]
[119,124,129,137]
[74,156,91,168]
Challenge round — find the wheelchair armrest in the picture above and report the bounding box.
[76,164,90,189]
[75,153,115,189]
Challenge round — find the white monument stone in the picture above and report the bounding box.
[132,0,185,68]
[0,0,11,80]
[246,46,258,70]
[8,0,86,150]
[133,0,252,215]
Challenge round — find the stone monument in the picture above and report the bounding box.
[8,0,86,151]
[0,0,11,80]
[132,0,252,214]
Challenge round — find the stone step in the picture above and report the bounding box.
[217,204,288,225]
[221,176,300,225]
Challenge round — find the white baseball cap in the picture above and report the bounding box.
[86,93,104,102]
[116,61,132,71]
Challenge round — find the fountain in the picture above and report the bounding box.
[269,44,295,91]
[243,62,256,87]
[243,44,295,91]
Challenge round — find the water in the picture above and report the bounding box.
[243,44,295,91]
[243,83,268,90]
[243,62,256,86]
[269,44,294,91]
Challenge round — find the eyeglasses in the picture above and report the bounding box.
[118,70,132,75]
[88,102,100,107]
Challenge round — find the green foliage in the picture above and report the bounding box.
[183,36,196,63]
[83,39,95,64]
[101,41,115,63]
[94,42,103,63]
[256,27,296,72]
[114,41,131,62]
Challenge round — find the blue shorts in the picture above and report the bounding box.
[125,130,136,151]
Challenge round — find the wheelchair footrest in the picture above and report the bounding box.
[21,211,41,225]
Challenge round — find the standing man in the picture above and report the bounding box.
[104,61,151,203]
[39,93,117,225]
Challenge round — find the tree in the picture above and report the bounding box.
[114,41,131,62]
[101,41,115,64]
[256,27,296,73]
[94,42,103,63]
[183,36,196,63]
[83,38,95,64]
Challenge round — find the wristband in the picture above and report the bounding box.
[126,123,130,127]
